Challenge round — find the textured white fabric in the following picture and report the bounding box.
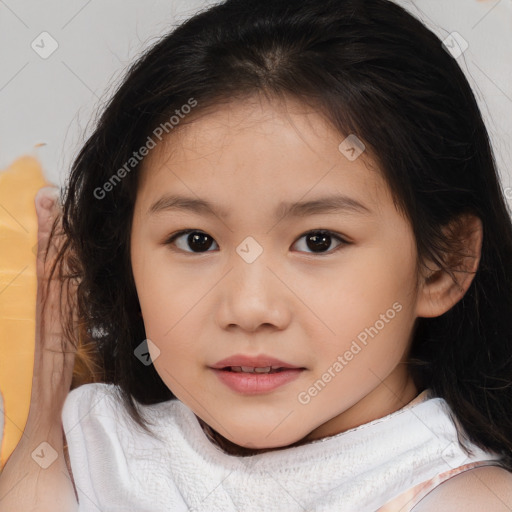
[61,383,503,512]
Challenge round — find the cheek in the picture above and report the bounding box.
[132,245,199,336]
[130,250,201,380]
[139,270,205,394]
[308,247,417,364]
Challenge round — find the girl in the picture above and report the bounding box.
[1,0,511,510]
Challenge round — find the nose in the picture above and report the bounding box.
[215,252,292,333]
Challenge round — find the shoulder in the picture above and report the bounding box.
[412,465,512,511]
[62,382,123,425]
[63,382,120,410]
[62,382,184,434]
[66,382,117,399]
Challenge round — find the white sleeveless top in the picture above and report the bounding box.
[61,383,504,511]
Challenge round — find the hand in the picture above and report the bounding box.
[0,186,79,511]
[25,185,78,431]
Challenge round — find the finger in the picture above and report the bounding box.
[29,187,77,424]
[35,186,61,274]
[35,185,60,226]
[34,185,65,350]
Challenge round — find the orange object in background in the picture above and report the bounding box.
[0,156,49,469]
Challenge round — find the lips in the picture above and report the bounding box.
[210,354,306,394]
[211,353,303,370]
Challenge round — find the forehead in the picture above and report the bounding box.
[137,95,389,216]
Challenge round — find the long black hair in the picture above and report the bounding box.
[48,0,512,466]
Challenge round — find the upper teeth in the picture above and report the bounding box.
[230,366,277,373]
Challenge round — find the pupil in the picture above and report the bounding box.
[185,231,332,253]
[307,232,331,252]
[189,232,213,252]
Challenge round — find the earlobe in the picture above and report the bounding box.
[415,214,483,319]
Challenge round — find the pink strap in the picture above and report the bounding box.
[377,460,504,511]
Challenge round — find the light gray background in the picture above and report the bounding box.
[1,0,511,194]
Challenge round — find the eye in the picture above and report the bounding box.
[164,229,349,255]
[164,230,218,253]
[292,230,348,255]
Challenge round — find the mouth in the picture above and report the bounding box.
[220,366,296,374]
[210,364,305,394]
[211,353,304,371]
[209,354,306,394]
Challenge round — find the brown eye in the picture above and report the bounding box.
[165,230,218,253]
[292,230,348,254]
[164,229,348,255]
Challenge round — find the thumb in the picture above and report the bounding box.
[35,185,60,221]
[34,186,61,266]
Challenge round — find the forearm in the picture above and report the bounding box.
[0,421,78,511]
[0,187,81,511]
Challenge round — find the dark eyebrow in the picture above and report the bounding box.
[147,193,372,219]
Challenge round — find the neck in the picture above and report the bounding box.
[197,372,422,457]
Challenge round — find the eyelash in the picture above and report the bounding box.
[163,229,350,256]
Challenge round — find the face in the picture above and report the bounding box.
[130,95,423,450]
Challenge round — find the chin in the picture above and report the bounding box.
[199,414,309,454]
[224,426,310,452]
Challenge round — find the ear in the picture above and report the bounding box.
[415,213,483,318]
